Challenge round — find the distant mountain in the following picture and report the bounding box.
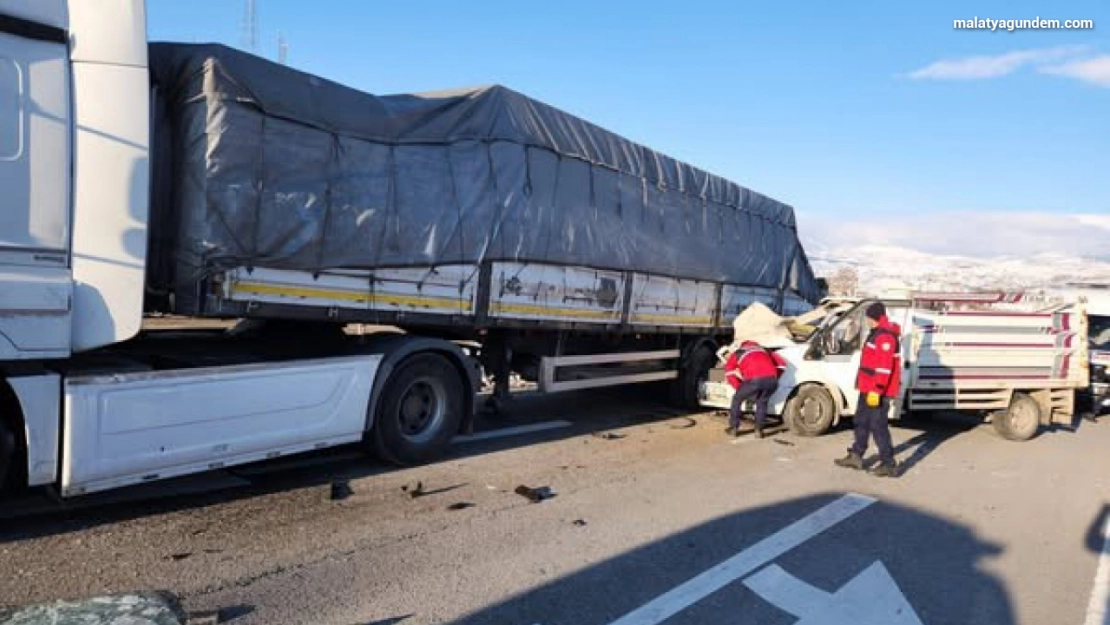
[807,243,1110,295]
[799,211,1110,295]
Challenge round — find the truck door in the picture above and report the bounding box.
[0,7,73,359]
[812,304,868,413]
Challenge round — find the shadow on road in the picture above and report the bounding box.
[0,386,701,542]
[442,493,1013,625]
[885,412,981,475]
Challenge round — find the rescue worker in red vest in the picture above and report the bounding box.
[835,302,902,477]
[724,340,787,439]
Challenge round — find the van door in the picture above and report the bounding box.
[0,7,73,359]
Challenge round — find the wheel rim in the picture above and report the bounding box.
[1007,401,1038,434]
[397,376,448,444]
[798,396,827,428]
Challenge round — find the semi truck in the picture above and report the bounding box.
[700,292,1090,441]
[0,1,820,497]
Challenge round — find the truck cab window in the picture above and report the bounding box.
[821,306,865,355]
[0,58,22,160]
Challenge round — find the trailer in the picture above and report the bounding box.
[0,1,819,497]
[700,293,1090,441]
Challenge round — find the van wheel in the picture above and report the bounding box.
[785,385,836,437]
[373,354,465,465]
[992,393,1041,441]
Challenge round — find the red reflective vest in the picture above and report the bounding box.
[725,347,787,390]
[856,317,902,397]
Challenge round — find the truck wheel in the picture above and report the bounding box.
[672,345,717,410]
[0,418,13,492]
[785,385,836,437]
[992,393,1041,441]
[373,354,465,465]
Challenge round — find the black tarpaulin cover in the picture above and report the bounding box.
[147,43,821,312]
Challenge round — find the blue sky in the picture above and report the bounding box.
[147,1,1109,254]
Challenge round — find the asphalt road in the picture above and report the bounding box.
[1,388,1108,625]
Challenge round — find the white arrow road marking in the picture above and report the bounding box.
[1086,513,1110,625]
[744,562,923,625]
[605,493,876,625]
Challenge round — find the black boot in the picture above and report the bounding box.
[871,461,899,478]
[834,450,864,470]
[724,426,739,437]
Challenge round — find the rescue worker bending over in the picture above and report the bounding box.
[724,340,786,439]
[835,302,901,477]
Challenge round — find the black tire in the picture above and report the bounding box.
[992,392,1041,441]
[672,345,717,409]
[784,384,837,437]
[372,353,466,465]
[0,418,15,493]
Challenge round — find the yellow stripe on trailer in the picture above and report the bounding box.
[230,282,474,312]
[631,313,713,325]
[489,302,620,320]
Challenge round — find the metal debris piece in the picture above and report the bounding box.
[447,502,476,511]
[514,485,555,503]
[330,479,354,501]
[670,417,697,429]
[185,610,220,625]
[403,481,426,498]
[166,552,192,562]
[591,431,626,440]
[773,438,796,446]
[572,519,588,527]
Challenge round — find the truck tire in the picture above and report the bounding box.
[992,393,1041,441]
[0,418,13,492]
[672,345,717,410]
[784,384,836,437]
[372,353,465,465]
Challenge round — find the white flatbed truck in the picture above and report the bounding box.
[701,292,1090,441]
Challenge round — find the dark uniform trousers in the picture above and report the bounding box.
[851,392,894,465]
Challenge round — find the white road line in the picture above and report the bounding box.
[1085,513,1110,625]
[744,561,923,625]
[452,420,573,444]
[606,493,877,625]
[743,564,832,618]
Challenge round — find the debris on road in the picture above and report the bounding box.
[669,417,697,429]
[591,431,626,440]
[0,592,188,625]
[514,485,555,503]
[184,610,220,625]
[166,552,192,562]
[773,438,796,447]
[330,479,354,501]
[403,481,426,498]
[572,519,588,527]
[447,502,476,511]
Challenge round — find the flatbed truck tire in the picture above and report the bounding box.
[372,353,465,465]
[992,392,1041,441]
[784,384,836,437]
